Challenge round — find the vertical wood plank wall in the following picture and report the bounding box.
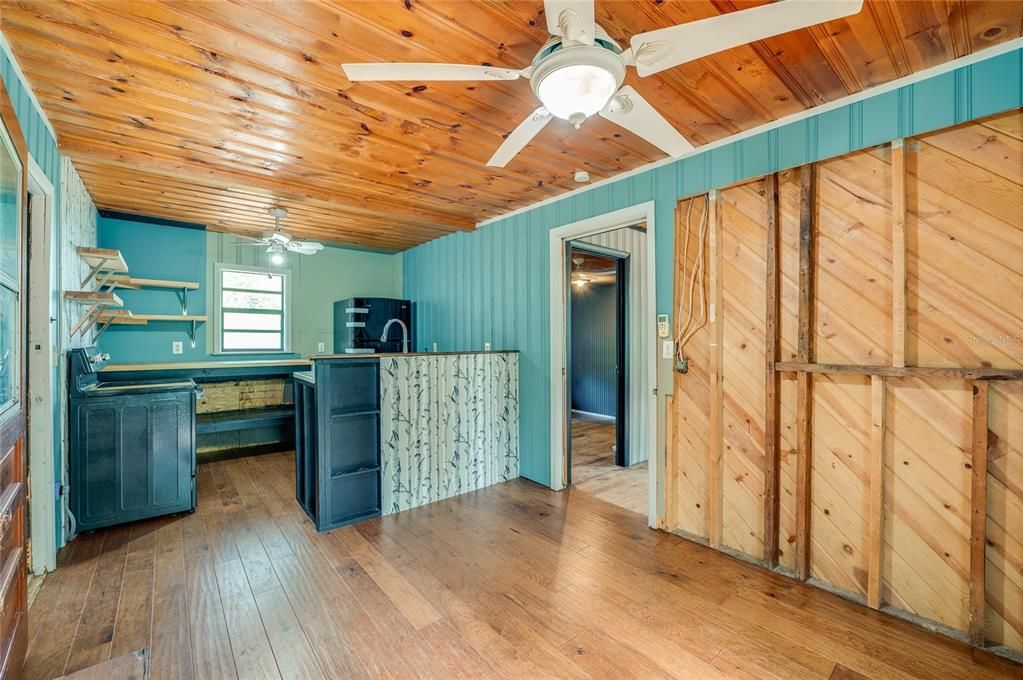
[665,109,1023,655]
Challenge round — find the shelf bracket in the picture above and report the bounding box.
[93,319,114,341]
[95,269,118,291]
[81,257,118,287]
[189,319,198,348]
[181,287,189,316]
[70,302,101,337]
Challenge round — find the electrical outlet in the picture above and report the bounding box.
[172,341,183,355]
[661,340,673,359]
[317,342,325,352]
[484,342,492,352]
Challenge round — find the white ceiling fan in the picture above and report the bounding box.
[236,207,325,264]
[342,0,863,168]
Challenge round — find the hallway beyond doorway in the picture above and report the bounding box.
[570,414,647,516]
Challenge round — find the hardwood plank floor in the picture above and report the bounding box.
[571,415,648,516]
[23,451,1022,679]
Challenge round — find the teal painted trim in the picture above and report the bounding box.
[403,48,1023,486]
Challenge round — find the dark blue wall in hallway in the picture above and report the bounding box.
[571,281,617,418]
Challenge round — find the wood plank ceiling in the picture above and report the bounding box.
[3,1,1021,251]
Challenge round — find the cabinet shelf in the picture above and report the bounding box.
[76,247,127,287]
[70,246,206,346]
[101,275,200,316]
[132,314,207,322]
[102,275,199,290]
[132,315,208,348]
[64,290,123,305]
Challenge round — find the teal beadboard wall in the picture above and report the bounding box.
[403,47,1023,487]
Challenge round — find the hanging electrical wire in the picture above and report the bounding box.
[674,194,710,372]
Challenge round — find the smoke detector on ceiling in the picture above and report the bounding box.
[574,170,590,183]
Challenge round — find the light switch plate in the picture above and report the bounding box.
[484,342,492,352]
[662,340,673,359]
[172,341,183,355]
[317,342,326,352]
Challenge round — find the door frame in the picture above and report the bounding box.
[26,156,56,574]
[566,241,629,478]
[549,201,657,527]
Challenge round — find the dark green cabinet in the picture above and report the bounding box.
[70,391,196,532]
[294,360,382,531]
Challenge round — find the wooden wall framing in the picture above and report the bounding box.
[666,109,1023,657]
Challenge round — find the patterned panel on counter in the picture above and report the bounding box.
[380,353,519,514]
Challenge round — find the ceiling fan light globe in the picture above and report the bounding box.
[536,63,618,121]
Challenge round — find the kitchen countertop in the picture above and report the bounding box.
[101,358,312,372]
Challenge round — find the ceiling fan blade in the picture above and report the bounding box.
[599,86,693,158]
[231,241,270,246]
[342,63,522,82]
[291,245,321,255]
[544,0,596,44]
[287,241,324,253]
[487,107,554,168]
[629,0,863,77]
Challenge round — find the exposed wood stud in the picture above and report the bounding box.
[866,375,886,610]
[794,163,816,582]
[707,189,725,549]
[775,362,1023,381]
[794,371,813,581]
[968,380,990,647]
[665,200,688,532]
[891,139,907,368]
[796,164,816,365]
[763,173,781,566]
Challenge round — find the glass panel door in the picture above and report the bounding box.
[0,119,22,417]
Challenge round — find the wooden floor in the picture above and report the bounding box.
[571,415,647,516]
[24,451,1022,680]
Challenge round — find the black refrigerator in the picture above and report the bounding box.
[333,297,415,353]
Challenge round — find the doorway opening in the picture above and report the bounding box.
[549,201,658,526]
[565,226,649,517]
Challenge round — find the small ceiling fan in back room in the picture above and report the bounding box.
[341,0,864,167]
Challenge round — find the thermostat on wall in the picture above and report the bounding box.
[657,314,670,339]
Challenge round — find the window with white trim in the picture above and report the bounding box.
[214,263,291,353]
